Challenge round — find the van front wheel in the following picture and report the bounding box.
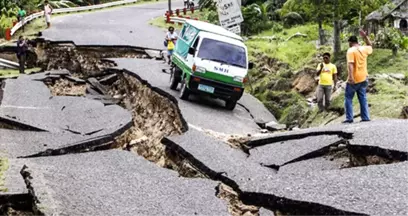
[179,82,190,100]
[170,67,181,90]
[225,99,237,110]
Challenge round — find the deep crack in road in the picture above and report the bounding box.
[0,1,407,215]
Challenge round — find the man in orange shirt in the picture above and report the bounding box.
[343,30,373,123]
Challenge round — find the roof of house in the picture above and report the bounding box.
[185,19,243,41]
[366,0,408,21]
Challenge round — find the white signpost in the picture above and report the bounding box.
[227,24,241,34]
[216,0,244,34]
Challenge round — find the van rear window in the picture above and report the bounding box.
[197,38,247,68]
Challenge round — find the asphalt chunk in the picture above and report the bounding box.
[19,150,229,216]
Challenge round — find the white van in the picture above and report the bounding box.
[170,19,253,110]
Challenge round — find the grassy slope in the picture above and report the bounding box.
[303,49,408,127]
[246,24,408,127]
[246,24,330,69]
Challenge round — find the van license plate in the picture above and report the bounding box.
[198,84,215,93]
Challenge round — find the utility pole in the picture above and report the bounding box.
[168,0,172,14]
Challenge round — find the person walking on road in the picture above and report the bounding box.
[165,26,178,65]
[316,52,337,112]
[17,7,27,32]
[44,0,53,29]
[343,30,373,123]
[16,36,28,74]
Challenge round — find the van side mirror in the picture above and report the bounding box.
[188,47,195,55]
[248,62,254,69]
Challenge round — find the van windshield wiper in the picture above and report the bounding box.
[229,63,246,68]
[201,58,229,65]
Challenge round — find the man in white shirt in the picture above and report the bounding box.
[44,0,53,28]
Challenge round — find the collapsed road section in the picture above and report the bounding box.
[0,40,407,215]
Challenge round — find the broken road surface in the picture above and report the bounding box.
[0,1,407,215]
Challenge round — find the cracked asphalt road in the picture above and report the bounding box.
[42,1,184,49]
[1,1,407,215]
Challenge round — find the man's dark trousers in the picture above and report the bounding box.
[18,54,26,74]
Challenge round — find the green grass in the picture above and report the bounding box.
[367,49,408,75]
[246,24,332,70]
[0,67,42,78]
[256,24,323,41]
[247,39,317,70]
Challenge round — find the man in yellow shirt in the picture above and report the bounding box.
[343,30,373,123]
[316,52,337,112]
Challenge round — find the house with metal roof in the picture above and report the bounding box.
[366,0,408,35]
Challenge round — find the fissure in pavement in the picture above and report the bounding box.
[1,42,392,215]
[247,130,407,173]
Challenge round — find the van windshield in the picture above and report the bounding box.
[197,38,247,68]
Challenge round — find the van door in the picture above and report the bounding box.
[186,36,200,68]
[175,24,199,60]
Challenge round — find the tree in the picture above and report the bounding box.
[282,0,390,58]
[282,0,334,45]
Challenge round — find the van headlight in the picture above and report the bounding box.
[195,66,206,73]
[233,76,244,82]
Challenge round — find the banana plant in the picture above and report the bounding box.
[37,0,78,8]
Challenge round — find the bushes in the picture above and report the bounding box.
[241,3,274,35]
[374,26,408,55]
[0,14,16,39]
[282,12,303,28]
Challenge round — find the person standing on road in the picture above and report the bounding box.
[343,30,373,123]
[16,36,28,74]
[17,7,27,32]
[184,0,189,8]
[44,0,53,29]
[316,52,337,112]
[165,26,178,65]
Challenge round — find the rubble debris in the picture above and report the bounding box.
[108,70,188,171]
[86,86,101,95]
[47,78,86,96]
[98,74,117,85]
[34,41,145,77]
[45,69,70,76]
[85,94,120,105]
[145,50,163,60]
[87,78,108,95]
[66,76,86,84]
[216,183,259,216]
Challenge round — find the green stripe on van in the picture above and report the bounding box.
[172,55,243,87]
